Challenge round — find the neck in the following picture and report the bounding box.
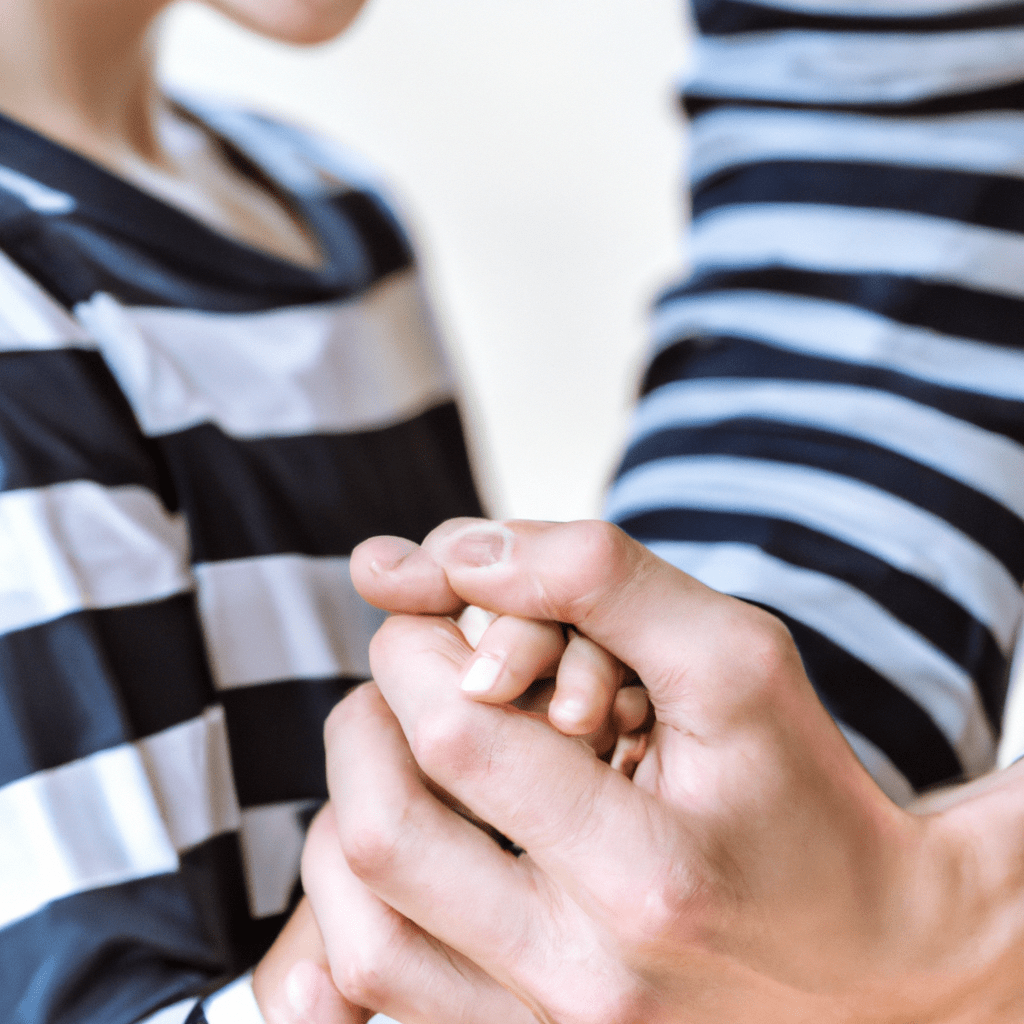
[0,0,171,169]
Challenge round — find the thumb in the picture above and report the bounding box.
[403,518,805,731]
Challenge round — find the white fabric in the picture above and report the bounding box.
[690,203,1024,301]
[628,378,1024,515]
[193,554,384,689]
[689,107,1024,186]
[204,974,265,1024]
[238,800,319,919]
[136,998,197,1024]
[651,290,1024,401]
[690,28,1024,105]
[606,455,1024,652]
[75,272,453,439]
[647,540,997,775]
[0,250,92,349]
[0,708,238,929]
[0,481,192,637]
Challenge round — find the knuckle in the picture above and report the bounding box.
[407,702,483,781]
[553,521,638,621]
[736,604,800,694]
[323,681,374,747]
[333,950,393,1011]
[338,810,408,883]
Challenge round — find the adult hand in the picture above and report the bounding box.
[318,518,1024,1023]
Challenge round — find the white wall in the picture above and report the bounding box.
[160,0,690,520]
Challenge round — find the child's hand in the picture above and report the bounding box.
[455,607,652,774]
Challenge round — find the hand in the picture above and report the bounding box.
[359,532,652,767]
[252,896,367,1024]
[300,715,541,1024]
[326,518,1024,1023]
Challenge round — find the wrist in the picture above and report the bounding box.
[870,768,1024,1023]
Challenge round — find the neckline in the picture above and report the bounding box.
[0,100,372,298]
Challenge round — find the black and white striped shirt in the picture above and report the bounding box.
[0,101,481,1023]
[607,0,1024,804]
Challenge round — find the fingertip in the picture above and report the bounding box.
[548,695,595,736]
[350,536,464,615]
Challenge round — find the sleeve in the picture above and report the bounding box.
[0,249,269,1024]
[606,0,1024,804]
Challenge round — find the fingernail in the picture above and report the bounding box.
[444,523,513,568]
[461,655,503,694]
[368,536,419,573]
[284,960,321,1018]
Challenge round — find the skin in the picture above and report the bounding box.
[297,518,1024,1023]
[0,0,368,178]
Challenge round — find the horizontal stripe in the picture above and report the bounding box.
[0,833,268,1024]
[770,609,965,788]
[650,290,1024,400]
[688,28,1024,107]
[628,379,1024,517]
[221,677,360,807]
[699,0,1024,17]
[139,998,197,1024]
[0,348,173,497]
[672,265,1024,349]
[194,554,383,688]
[694,0,1024,33]
[617,509,1009,726]
[238,800,317,919]
[162,402,483,563]
[204,973,263,1024]
[690,204,1024,301]
[684,79,1024,119]
[640,336,1024,448]
[75,270,452,439]
[839,725,917,807]
[621,421,1024,580]
[0,249,91,349]
[605,455,1024,651]
[0,481,191,637]
[692,160,1024,235]
[331,191,414,284]
[0,594,216,787]
[645,540,996,775]
[0,707,238,929]
[688,107,1024,186]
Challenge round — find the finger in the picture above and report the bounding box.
[414,518,812,732]
[349,530,465,616]
[460,616,565,703]
[280,960,366,1024]
[254,898,369,1024]
[612,684,651,736]
[322,683,566,995]
[366,616,674,910]
[547,630,627,736]
[303,798,537,1024]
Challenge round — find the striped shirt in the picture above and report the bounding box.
[0,101,481,1023]
[607,0,1024,805]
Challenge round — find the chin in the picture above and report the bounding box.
[208,0,368,45]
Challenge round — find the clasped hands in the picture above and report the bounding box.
[259,519,1024,1024]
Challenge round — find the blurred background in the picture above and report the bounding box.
[159,0,690,521]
